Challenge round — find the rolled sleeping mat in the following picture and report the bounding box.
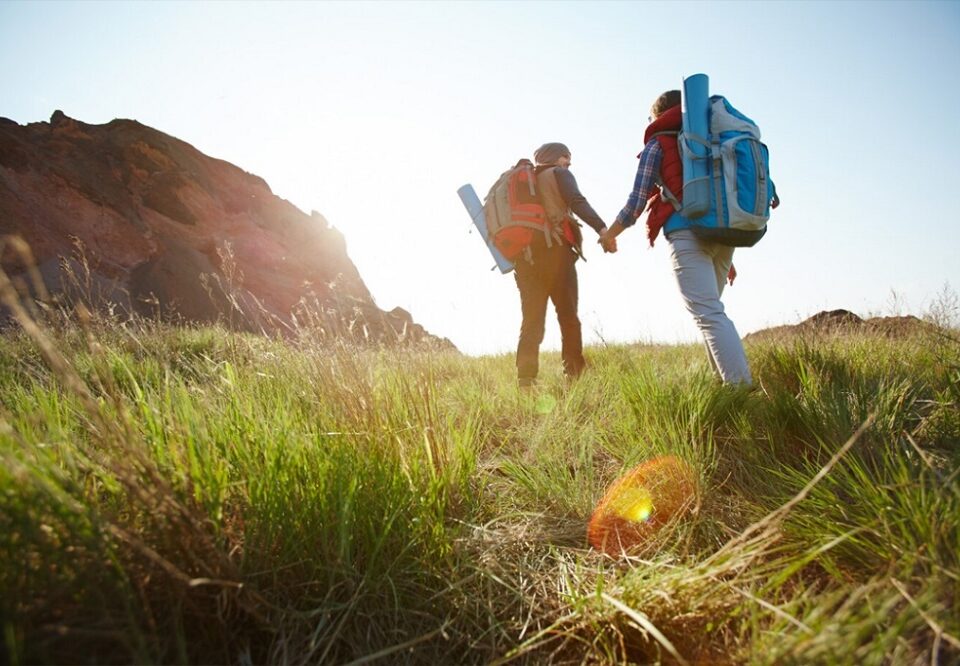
[681,73,711,219]
[456,184,514,274]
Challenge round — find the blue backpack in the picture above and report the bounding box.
[677,95,775,247]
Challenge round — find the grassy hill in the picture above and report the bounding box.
[1,301,958,664]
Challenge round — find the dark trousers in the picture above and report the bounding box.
[514,240,585,384]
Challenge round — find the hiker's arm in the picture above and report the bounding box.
[614,140,662,228]
[554,168,606,234]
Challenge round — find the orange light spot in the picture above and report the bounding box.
[587,455,697,555]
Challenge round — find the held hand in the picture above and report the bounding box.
[598,230,618,254]
[727,264,737,286]
[771,193,780,209]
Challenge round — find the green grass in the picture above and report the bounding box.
[1,305,958,664]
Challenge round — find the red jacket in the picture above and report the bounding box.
[642,105,683,245]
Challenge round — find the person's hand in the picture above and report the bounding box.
[727,264,737,286]
[771,193,780,209]
[598,230,617,253]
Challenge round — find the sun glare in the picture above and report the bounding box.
[588,454,697,555]
[610,486,654,523]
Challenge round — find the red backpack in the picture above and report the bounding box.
[482,159,555,261]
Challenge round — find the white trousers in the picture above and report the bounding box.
[666,229,752,385]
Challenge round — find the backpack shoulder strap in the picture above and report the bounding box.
[655,175,682,212]
[646,132,682,212]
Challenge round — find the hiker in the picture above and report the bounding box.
[514,142,613,387]
[600,90,779,385]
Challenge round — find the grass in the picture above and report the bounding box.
[1,291,958,664]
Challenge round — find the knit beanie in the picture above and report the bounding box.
[534,142,571,165]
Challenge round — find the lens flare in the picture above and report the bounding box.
[610,486,653,523]
[587,455,697,555]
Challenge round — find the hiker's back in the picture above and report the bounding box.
[483,159,549,261]
[666,85,775,247]
[535,166,568,225]
[536,166,583,253]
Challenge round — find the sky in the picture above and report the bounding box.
[2,0,959,355]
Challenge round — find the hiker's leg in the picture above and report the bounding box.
[703,242,734,379]
[515,255,549,385]
[550,246,585,379]
[668,230,751,385]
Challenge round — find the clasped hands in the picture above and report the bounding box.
[598,228,618,254]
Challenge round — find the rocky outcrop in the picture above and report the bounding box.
[744,309,939,341]
[0,111,451,347]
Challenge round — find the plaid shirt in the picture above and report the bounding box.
[615,139,662,228]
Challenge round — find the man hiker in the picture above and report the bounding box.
[600,91,779,385]
[514,142,613,388]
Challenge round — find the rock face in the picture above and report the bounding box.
[0,111,450,347]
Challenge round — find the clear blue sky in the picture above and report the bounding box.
[2,1,958,354]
